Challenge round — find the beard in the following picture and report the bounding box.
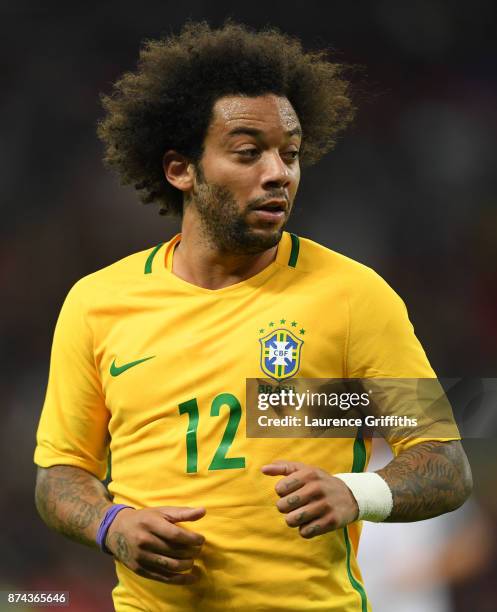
[191,175,290,255]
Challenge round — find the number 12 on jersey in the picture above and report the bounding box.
[178,393,246,473]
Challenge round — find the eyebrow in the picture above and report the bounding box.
[226,126,302,138]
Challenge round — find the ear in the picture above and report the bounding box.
[162,150,195,193]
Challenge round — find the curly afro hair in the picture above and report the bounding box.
[97,21,355,216]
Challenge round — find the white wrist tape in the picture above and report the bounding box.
[334,472,393,522]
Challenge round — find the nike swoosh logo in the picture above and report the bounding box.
[110,356,155,377]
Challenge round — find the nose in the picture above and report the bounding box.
[261,151,291,190]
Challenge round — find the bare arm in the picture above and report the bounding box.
[377,440,473,522]
[35,465,113,548]
[35,464,206,584]
[262,440,473,538]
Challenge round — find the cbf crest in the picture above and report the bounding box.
[258,318,305,381]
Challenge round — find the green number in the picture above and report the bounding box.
[178,393,245,473]
[208,393,246,471]
[178,398,199,473]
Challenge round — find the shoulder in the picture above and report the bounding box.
[296,235,398,298]
[63,244,163,308]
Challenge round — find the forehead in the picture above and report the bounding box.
[208,94,301,136]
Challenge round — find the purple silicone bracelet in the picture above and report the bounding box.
[96,504,134,554]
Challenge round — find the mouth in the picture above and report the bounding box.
[250,200,288,223]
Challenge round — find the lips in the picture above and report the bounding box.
[252,200,287,213]
[248,197,289,224]
[251,204,286,224]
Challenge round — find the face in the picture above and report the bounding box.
[191,94,301,254]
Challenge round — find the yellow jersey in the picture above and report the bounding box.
[35,231,437,611]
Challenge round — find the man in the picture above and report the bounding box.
[34,22,472,611]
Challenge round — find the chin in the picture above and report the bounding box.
[239,226,284,253]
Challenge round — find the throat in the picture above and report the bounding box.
[172,239,278,290]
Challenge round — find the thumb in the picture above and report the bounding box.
[158,506,206,523]
[261,460,306,476]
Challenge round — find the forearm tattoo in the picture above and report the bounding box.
[35,465,112,547]
[377,440,473,522]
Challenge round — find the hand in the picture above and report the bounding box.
[105,506,206,584]
[261,460,359,538]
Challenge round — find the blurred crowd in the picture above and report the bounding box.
[1,1,496,610]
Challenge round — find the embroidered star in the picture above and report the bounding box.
[280,318,286,324]
[299,328,306,334]
[259,328,265,334]
[291,321,297,327]
[269,321,275,327]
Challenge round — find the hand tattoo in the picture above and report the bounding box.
[303,524,321,536]
[297,511,308,523]
[287,495,300,508]
[285,478,300,491]
[108,532,132,564]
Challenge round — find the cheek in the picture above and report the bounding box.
[217,168,258,199]
[203,157,253,193]
[289,168,301,196]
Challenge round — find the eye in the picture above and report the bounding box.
[283,149,300,161]
[236,148,260,159]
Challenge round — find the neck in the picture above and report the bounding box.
[172,210,278,290]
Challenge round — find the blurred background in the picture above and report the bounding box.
[1,0,496,610]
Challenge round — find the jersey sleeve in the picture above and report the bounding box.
[346,270,435,379]
[34,280,110,479]
[346,269,459,455]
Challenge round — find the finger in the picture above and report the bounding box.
[167,544,204,559]
[136,566,200,585]
[141,554,195,574]
[274,474,305,497]
[299,517,335,539]
[261,460,306,476]
[157,506,206,523]
[273,467,322,497]
[141,534,202,559]
[149,516,205,547]
[276,482,316,513]
[285,501,324,528]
